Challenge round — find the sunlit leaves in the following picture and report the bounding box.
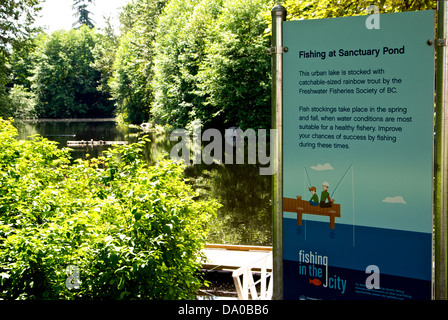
[0,0,42,53]
[196,0,271,130]
[151,0,271,130]
[283,0,437,21]
[0,0,41,119]
[0,118,219,299]
[108,0,167,124]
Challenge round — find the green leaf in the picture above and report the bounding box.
[134,211,142,221]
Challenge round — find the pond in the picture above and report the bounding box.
[14,119,272,246]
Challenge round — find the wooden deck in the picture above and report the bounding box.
[283,195,341,229]
[202,244,273,300]
[202,244,272,272]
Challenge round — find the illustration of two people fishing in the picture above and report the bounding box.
[308,182,334,208]
[306,163,353,209]
[282,164,353,229]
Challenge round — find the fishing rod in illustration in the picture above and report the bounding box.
[283,164,353,229]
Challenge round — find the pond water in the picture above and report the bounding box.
[14,120,272,246]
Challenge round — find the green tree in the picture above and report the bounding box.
[31,26,114,118]
[8,42,38,91]
[151,0,222,130]
[151,0,272,131]
[0,0,42,52]
[0,0,42,118]
[72,0,96,29]
[7,84,37,119]
[109,29,151,124]
[109,0,167,124]
[196,0,272,130]
[91,17,118,100]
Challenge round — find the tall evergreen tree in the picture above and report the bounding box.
[72,0,96,29]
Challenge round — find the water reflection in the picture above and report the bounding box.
[187,163,272,246]
[14,120,272,246]
[16,120,140,160]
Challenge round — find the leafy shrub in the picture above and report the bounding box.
[0,118,219,299]
[7,84,37,119]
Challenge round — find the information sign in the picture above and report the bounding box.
[282,10,435,300]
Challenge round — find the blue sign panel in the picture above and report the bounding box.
[282,10,434,300]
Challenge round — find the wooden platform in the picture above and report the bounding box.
[283,196,341,229]
[202,244,272,272]
[67,140,127,147]
[202,244,273,300]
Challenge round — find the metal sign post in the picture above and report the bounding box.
[270,4,286,301]
[435,0,448,300]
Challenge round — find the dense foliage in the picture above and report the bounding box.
[151,0,271,130]
[109,0,167,124]
[31,26,115,118]
[283,0,436,20]
[0,118,219,299]
[150,0,212,129]
[195,0,271,130]
[0,0,41,118]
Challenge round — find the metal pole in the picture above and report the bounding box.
[435,0,448,300]
[271,4,286,300]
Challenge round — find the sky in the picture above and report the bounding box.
[35,0,130,34]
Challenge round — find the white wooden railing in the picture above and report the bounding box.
[232,252,273,300]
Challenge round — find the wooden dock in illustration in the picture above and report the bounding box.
[283,196,341,229]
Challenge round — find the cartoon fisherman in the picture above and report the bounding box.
[319,181,333,208]
[308,186,319,206]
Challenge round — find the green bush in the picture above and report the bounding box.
[0,118,219,299]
